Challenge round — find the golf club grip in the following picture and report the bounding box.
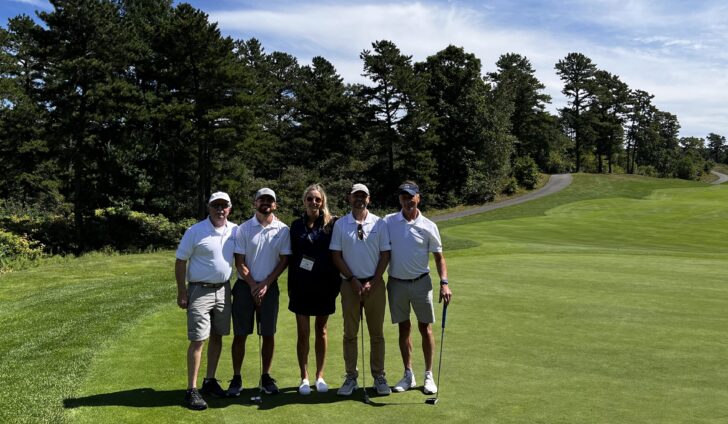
[441,304,448,328]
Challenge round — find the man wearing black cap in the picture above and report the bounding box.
[175,191,237,410]
[384,181,452,395]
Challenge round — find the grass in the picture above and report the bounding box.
[2,173,728,423]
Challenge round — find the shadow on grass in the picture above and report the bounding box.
[64,387,423,410]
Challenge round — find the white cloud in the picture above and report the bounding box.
[11,0,49,7]
[207,1,727,137]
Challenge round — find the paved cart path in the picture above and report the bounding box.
[432,174,573,223]
[710,170,728,184]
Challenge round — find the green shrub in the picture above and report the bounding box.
[675,158,698,180]
[87,207,194,252]
[513,156,540,189]
[502,177,518,195]
[0,229,44,273]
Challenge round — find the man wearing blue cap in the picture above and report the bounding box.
[384,181,452,395]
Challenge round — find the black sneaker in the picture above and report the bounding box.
[184,388,208,410]
[227,375,243,397]
[200,378,226,398]
[260,373,279,395]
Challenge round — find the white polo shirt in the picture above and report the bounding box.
[384,210,442,280]
[234,215,292,282]
[329,211,391,278]
[176,217,238,283]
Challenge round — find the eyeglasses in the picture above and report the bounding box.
[209,203,230,210]
[357,223,364,240]
[306,196,322,203]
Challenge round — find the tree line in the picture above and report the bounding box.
[1,0,725,253]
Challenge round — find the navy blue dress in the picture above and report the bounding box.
[287,214,340,316]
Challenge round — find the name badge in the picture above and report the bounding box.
[300,255,315,271]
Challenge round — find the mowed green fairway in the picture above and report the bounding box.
[2,174,728,423]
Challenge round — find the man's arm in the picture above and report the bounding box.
[175,259,188,309]
[332,250,361,296]
[263,255,289,286]
[368,250,391,292]
[234,253,256,287]
[433,251,451,304]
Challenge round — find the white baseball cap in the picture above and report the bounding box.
[350,183,370,195]
[255,187,277,201]
[208,191,231,205]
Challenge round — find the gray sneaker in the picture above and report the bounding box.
[373,375,391,395]
[336,375,358,396]
[227,375,242,397]
[393,369,415,392]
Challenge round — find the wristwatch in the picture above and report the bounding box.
[440,279,448,286]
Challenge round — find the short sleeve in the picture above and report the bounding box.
[234,223,246,255]
[278,226,292,255]
[329,219,343,251]
[376,219,391,252]
[428,222,443,253]
[175,226,195,260]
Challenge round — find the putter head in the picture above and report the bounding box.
[250,395,262,404]
[425,397,439,405]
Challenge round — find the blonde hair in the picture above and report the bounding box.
[302,183,332,227]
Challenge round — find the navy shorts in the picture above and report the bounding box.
[232,279,279,336]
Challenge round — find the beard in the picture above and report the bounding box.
[257,204,272,215]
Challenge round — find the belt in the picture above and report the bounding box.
[189,281,226,289]
[392,272,429,283]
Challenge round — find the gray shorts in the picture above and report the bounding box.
[232,279,279,337]
[187,283,232,341]
[387,274,435,324]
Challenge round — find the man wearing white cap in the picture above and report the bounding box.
[175,191,237,410]
[229,188,291,396]
[385,181,452,395]
[330,183,392,396]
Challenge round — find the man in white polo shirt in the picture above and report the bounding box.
[175,191,237,410]
[229,188,291,397]
[384,181,452,395]
[330,183,392,396]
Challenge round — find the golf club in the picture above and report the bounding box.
[252,305,263,405]
[360,302,370,404]
[426,302,448,405]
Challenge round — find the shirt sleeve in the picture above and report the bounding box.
[279,226,292,255]
[234,223,246,255]
[428,221,443,253]
[175,226,195,260]
[329,219,342,251]
[377,219,391,252]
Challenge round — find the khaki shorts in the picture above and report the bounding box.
[187,283,231,341]
[387,274,435,324]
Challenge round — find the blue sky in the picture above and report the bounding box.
[3,0,727,138]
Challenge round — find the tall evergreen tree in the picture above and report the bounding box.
[488,53,554,168]
[359,40,437,200]
[37,0,136,250]
[555,52,596,172]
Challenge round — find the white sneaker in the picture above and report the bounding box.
[315,377,328,393]
[423,371,437,394]
[373,375,391,395]
[336,375,358,396]
[298,379,311,395]
[393,369,415,392]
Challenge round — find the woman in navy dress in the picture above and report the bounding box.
[288,184,339,395]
